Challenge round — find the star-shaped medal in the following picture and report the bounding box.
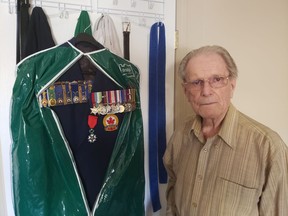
[90,106,98,115]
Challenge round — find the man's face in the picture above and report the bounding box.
[183,53,236,120]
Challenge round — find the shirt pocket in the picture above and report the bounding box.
[211,177,259,216]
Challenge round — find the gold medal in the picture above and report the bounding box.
[41,99,48,107]
[49,98,57,106]
[41,91,48,107]
[119,105,125,113]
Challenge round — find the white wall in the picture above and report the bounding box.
[0,4,17,216]
[0,141,8,215]
[0,1,175,215]
[176,0,288,145]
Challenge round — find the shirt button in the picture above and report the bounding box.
[192,202,197,208]
[203,148,208,152]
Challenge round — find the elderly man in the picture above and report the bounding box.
[164,45,288,216]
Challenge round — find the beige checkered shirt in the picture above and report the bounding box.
[164,104,288,216]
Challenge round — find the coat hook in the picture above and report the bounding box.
[8,5,15,14]
[122,11,130,23]
[59,10,64,19]
[148,0,154,9]
[131,0,136,7]
[64,10,69,19]
[8,0,15,14]
[139,14,146,27]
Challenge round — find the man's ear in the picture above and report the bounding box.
[182,82,187,95]
[230,78,237,98]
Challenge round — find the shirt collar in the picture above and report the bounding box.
[218,104,238,149]
[190,104,239,148]
[190,115,205,143]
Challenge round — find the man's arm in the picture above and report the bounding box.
[259,142,288,216]
[163,136,178,216]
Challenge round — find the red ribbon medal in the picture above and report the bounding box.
[88,115,98,143]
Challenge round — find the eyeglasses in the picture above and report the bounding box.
[183,75,230,91]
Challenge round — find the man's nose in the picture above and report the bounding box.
[201,80,213,95]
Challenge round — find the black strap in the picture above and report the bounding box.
[123,22,130,60]
[16,0,30,63]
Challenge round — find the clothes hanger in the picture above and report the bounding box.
[75,33,105,51]
[74,33,105,81]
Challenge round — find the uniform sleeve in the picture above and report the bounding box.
[258,141,288,216]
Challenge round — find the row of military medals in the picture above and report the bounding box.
[39,81,136,144]
[40,80,92,107]
[88,89,136,143]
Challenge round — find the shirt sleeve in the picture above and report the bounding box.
[163,134,178,216]
[258,140,288,216]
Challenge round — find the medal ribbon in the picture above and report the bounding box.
[122,89,127,103]
[88,115,98,128]
[65,82,72,104]
[55,83,63,105]
[89,89,136,115]
[92,92,102,107]
[110,91,116,104]
[71,81,79,103]
[126,89,132,102]
[40,80,93,107]
[88,114,98,143]
[91,92,96,107]
[116,90,122,104]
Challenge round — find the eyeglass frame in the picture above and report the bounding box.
[182,75,231,90]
